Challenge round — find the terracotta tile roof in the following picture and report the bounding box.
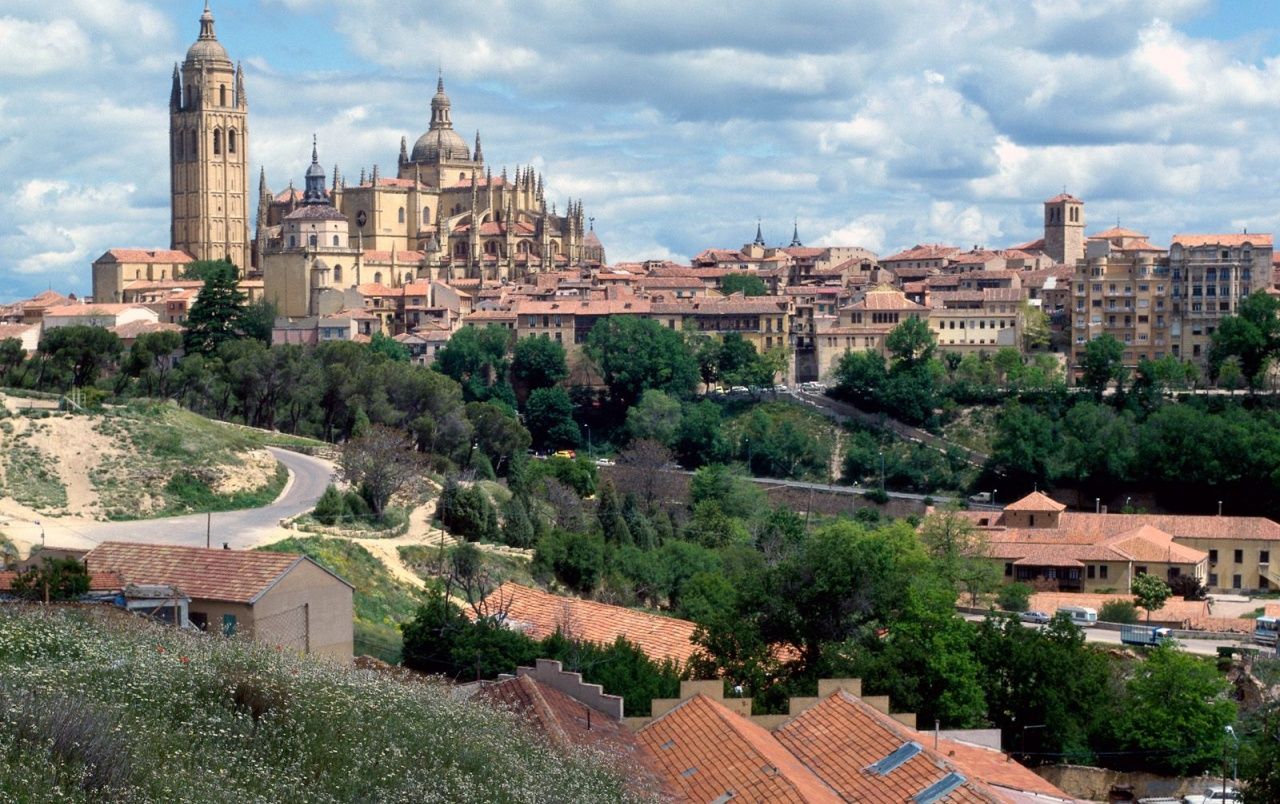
[0,323,38,339]
[476,582,697,666]
[1045,193,1081,203]
[1173,233,1273,248]
[1090,227,1147,240]
[359,250,426,263]
[1008,238,1045,252]
[882,244,960,263]
[777,692,998,803]
[848,285,926,312]
[101,249,194,263]
[44,303,153,317]
[475,675,672,798]
[936,738,1074,800]
[784,247,826,259]
[636,275,705,288]
[1102,525,1207,564]
[639,695,841,803]
[1003,492,1067,512]
[967,508,1280,543]
[0,570,124,593]
[356,282,400,296]
[83,542,347,604]
[122,279,204,291]
[1114,239,1166,252]
[108,320,183,340]
[513,299,652,316]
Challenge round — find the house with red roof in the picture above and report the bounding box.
[84,542,354,661]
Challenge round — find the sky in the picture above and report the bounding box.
[5,0,1280,302]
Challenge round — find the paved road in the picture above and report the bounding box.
[959,612,1244,657]
[28,448,334,552]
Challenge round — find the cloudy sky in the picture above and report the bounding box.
[5,0,1280,301]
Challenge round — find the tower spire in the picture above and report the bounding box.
[474,130,484,164]
[170,64,181,110]
[754,218,765,247]
[789,219,802,248]
[199,1,216,40]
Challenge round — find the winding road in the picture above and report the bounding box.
[20,448,334,552]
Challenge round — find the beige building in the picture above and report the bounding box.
[41,303,159,332]
[85,541,354,661]
[92,249,195,304]
[955,491,1280,594]
[169,4,250,272]
[929,288,1022,353]
[1043,193,1085,266]
[1169,232,1273,364]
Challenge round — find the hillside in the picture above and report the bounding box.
[0,605,637,803]
[0,399,318,521]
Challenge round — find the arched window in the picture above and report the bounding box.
[174,131,183,159]
[333,235,340,246]
[517,241,530,254]
[484,241,498,255]
[309,234,318,247]
[398,207,405,224]
[219,85,227,106]
[334,265,343,282]
[289,235,297,248]
[189,130,197,156]
[374,272,383,284]
[213,129,222,155]
[404,273,413,283]
[228,129,237,154]
[422,207,430,224]
[459,172,466,181]
[454,242,468,258]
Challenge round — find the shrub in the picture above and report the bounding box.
[864,488,890,505]
[1100,600,1140,624]
[1170,573,1207,601]
[10,557,89,602]
[437,477,499,542]
[997,583,1032,613]
[533,529,606,594]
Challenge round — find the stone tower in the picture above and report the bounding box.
[170,2,250,273]
[1043,193,1084,266]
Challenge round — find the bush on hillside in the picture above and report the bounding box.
[997,583,1032,613]
[1100,600,1140,624]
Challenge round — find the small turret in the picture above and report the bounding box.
[399,136,408,166]
[170,64,182,110]
[753,219,765,247]
[235,61,246,107]
[332,164,340,194]
[789,220,802,248]
[474,130,484,164]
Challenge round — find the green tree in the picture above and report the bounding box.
[1098,600,1139,624]
[437,477,499,542]
[1080,334,1125,398]
[885,316,936,367]
[464,401,530,475]
[184,262,249,355]
[240,298,277,344]
[1059,401,1136,491]
[918,509,998,605]
[1210,290,1280,387]
[988,401,1057,489]
[1020,301,1051,351]
[997,583,1031,613]
[540,633,681,717]
[524,386,579,450]
[511,335,568,391]
[1116,646,1235,775]
[37,325,122,389]
[369,332,410,362]
[595,480,632,545]
[674,400,728,467]
[435,324,512,401]
[400,590,539,680]
[1131,572,1172,623]
[123,329,183,397]
[720,272,767,297]
[10,557,90,601]
[585,316,699,407]
[180,257,237,281]
[0,338,26,384]
[338,425,421,520]
[1242,704,1280,804]
[832,349,887,405]
[533,529,605,593]
[717,332,759,386]
[626,389,683,446]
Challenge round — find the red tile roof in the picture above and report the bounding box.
[100,249,194,264]
[1045,193,1081,203]
[0,570,124,593]
[1003,491,1066,512]
[476,582,697,666]
[882,244,959,263]
[44,303,153,317]
[640,695,841,803]
[84,542,348,604]
[1173,233,1273,248]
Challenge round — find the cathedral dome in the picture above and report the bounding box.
[409,73,471,163]
[411,128,470,163]
[185,4,232,67]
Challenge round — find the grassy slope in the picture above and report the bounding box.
[720,399,841,480]
[0,606,633,803]
[91,403,315,520]
[263,536,424,663]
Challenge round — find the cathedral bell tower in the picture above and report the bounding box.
[170,2,250,273]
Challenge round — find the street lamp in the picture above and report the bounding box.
[992,489,997,507]
[584,424,592,460]
[878,450,885,492]
[1225,725,1239,789]
[35,520,44,549]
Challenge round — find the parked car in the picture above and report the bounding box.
[729,386,750,395]
[773,384,789,393]
[1183,785,1241,804]
[594,458,616,467]
[968,492,993,503]
[552,449,576,459]
[1019,610,1051,624]
[1057,605,1098,627]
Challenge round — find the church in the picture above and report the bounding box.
[101,3,605,317]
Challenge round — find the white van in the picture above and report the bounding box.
[1056,605,1098,627]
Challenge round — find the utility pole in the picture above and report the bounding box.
[206,512,212,549]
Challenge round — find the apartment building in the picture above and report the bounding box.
[1169,233,1273,364]
[929,288,1022,353]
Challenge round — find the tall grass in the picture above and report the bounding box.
[0,605,639,802]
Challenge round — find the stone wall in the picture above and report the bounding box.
[1034,764,1223,802]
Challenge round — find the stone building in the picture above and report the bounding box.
[1043,192,1085,266]
[169,3,250,272]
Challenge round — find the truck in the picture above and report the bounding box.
[1253,615,1279,646]
[1120,624,1173,646]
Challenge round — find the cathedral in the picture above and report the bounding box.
[165,4,603,318]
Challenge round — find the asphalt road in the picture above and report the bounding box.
[30,448,334,551]
[959,612,1246,657]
